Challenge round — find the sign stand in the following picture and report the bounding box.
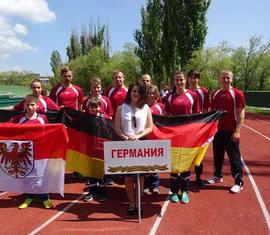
[137,173,141,223]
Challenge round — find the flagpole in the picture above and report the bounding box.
[137,173,141,223]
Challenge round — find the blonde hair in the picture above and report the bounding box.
[220,70,233,78]
[90,77,102,86]
[112,70,124,78]
[147,85,160,98]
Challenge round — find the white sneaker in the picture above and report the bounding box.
[207,176,224,184]
[230,184,243,193]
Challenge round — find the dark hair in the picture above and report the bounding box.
[171,70,186,94]
[125,82,146,109]
[30,78,47,96]
[24,94,38,104]
[188,69,200,79]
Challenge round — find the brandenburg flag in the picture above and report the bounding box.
[0,123,68,196]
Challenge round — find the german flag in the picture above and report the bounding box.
[60,108,117,179]
[61,108,223,178]
[149,111,223,173]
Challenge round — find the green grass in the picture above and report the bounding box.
[0,85,31,97]
[246,106,270,116]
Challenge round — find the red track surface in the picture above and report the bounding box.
[0,112,270,235]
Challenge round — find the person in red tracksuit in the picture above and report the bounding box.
[49,66,84,111]
[103,70,128,118]
[143,85,164,195]
[82,77,114,202]
[207,70,245,194]
[187,69,210,187]
[14,78,59,113]
[8,95,53,209]
[164,70,200,204]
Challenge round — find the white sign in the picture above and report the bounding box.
[104,140,171,175]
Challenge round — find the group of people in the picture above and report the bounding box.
[8,66,245,215]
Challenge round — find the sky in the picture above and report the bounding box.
[0,0,269,76]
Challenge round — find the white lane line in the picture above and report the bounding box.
[29,193,87,235]
[0,191,7,196]
[149,191,171,235]
[244,124,270,141]
[241,156,270,231]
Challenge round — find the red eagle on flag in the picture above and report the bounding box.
[0,141,34,179]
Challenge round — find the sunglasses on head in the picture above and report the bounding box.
[132,115,137,128]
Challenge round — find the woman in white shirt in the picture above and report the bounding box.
[115,82,153,215]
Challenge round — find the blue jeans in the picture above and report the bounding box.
[144,173,160,189]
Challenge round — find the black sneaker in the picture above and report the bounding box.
[83,193,94,202]
[97,194,107,202]
[127,206,136,215]
[196,178,206,187]
[105,177,114,186]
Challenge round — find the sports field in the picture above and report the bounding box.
[0,112,269,234]
[0,85,30,97]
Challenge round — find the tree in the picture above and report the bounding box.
[50,50,62,76]
[66,21,110,62]
[135,0,211,86]
[135,0,166,87]
[175,0,210,69]
[66,30,81,61]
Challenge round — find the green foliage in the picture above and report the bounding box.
[67,47,108,93]
[186,36,270,91]
[66,21,109,62]
[55,45,140,93]
[135,0,210,88]
[50,50,62,76]
[0,71,38,86]
[135,0,166,87]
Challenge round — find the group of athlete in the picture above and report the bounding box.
[9,66,245,214]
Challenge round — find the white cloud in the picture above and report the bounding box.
[0,63,22,72]
[0,16,36,60]
[14,23,28,35]
[0,0,55,23]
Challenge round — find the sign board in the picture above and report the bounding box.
[104,140,171,175]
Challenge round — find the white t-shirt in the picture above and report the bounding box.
[121,103,149,136]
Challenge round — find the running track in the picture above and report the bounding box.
[0,112,269,235]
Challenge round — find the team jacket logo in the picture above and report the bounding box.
[0,141,34,179]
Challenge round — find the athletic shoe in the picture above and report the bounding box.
[170,193,179,203]
[127,206,136,215]
[85,179,90,186]
[152,187,160,195]
[105,177,114,186]
[43,199,53,209]
[18,198,34,209]
[196,178,206,187]
[207,176,223,184]
[180,191,189,204]
[143,188,150,195]
[83,193,94,202]
[230,184,243,194]
[97,194,107,202]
